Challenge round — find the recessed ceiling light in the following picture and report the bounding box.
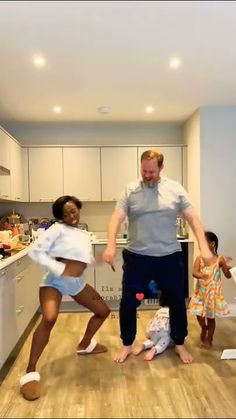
[169,57,181,69]
[98,106,111,114]
[145,106,154,113]
[33,55,46,67]
[53,106,62,113]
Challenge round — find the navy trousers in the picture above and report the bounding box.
[119,249,188,346]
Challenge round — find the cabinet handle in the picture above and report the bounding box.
[15,274,24,283]
[0,194,9,198]
[15,197,21,200]
[0,269,7,277]
[16,260,22,266]
[39,198,54,202]
[16,305,24,314]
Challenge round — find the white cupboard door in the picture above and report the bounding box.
[0,129,11,199]
[0,128,11,169]
[10,139,23,201]
[0,266,18,369]
[63,148,101,201]
[29,148,63,202]
[94,245,123,302]
[101,147,138,201]
[138,146,183,185]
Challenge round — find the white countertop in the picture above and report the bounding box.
[0,237,193,271]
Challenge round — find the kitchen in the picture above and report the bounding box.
[1,1,236,418]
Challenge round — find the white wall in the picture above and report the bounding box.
[184,106,236,306]
[200,107,236,304]
[183,110,200,214]
[1,121,183,146]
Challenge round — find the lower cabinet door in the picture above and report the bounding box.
[94,245,124,303]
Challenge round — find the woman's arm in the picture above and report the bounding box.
[28,225,66,276]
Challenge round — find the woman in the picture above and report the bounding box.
[20,195,110,401]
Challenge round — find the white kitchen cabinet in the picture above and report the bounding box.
[0,128,11,170]
[0,265,18,370]
[101,147,138,201]
[0,128,11,200]
[63,147,101,201]
[94,244,123,301]
[138,146,183,185]
[0,256,42,370]
[10,139,24,201]
[29,148,63,202]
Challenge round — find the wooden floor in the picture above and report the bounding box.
[0,310,236,418]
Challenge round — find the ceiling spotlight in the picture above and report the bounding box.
[98,106,111,114]
[53,106,62,113]
[146,106,154,113]
[169,57,181,69]
[33,55,46,67]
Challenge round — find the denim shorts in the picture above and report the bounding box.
[40,272,86,296]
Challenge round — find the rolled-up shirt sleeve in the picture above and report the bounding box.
[28,225,65,277]
[178,184,193,212]
[115,186,129,214]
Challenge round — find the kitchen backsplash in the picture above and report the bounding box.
[0,201,117,233]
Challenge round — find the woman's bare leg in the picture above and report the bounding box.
[26,287,62,373]
[72,284,110,350]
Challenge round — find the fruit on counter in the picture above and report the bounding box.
[3,243,11,250]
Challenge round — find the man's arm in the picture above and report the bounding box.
[182,207,213,264]
[103,208,127,265]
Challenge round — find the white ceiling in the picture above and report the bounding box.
[0,1,236,122]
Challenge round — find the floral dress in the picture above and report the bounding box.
[189,256,229,318]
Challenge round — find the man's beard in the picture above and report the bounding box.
[145,180,157,188]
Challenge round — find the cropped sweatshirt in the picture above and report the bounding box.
[28,223,94,277]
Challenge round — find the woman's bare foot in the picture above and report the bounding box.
[114,346,132,363]
[175,345,193,364]
[133,343,145,356]
[144,347,157,361]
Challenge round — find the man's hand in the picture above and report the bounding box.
[201,249,215,266]
[102,244,116,266]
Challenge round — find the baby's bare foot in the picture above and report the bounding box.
[133,344,145,356]
[144,347,157,361]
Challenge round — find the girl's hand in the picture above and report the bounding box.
[225,257,233,269]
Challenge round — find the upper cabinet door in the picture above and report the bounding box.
[0,128,11,169]
[0,129,11,200]
[138,146,183,185]
[63,148,101,201]
[10,139,23,201]
[29,148,63,202]
[101,147,138,201]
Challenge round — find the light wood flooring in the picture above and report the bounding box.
[0,310,236,418]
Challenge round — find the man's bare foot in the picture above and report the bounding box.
[133,343,145,356]
[144,347,157,361]
[114,346,132,363]
[175,345,193,364]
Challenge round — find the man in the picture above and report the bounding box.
[103,150,213,364]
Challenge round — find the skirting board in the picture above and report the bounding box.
[221,349,236,360]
